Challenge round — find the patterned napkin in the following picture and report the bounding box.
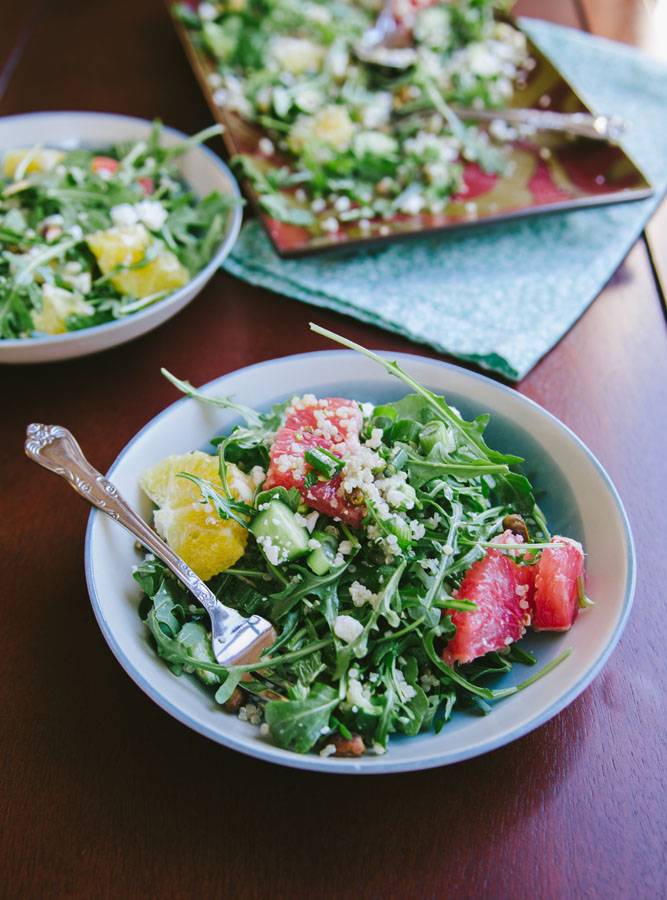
[223,19,667,381]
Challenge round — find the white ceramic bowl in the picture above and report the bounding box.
[85,351,635,773]
[0,111,242,363]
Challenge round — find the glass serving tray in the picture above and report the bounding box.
[169,3,653,258]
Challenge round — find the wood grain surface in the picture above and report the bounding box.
[1,2,666,898]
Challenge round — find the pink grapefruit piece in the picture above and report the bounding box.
[533,537,585,631]
[264,397,365,527]
[443,549,527,665]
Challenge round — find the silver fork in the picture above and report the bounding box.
[25,424,281,699]
[355,1,626,141]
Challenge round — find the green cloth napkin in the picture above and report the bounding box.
[223,19,667,381]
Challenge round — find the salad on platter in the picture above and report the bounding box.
[133,326,590,759]
[0,123,236,340]
[173,0,533,235]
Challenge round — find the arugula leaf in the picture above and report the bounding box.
[214,670,243,705]
[264,682,338,753]
[404,443,511,490]
[176,472,255,527]
[270,562,349,620]
[161,368,264,428]
[176,621,221,685]
[310,324,546,527]
[255,485,301,512]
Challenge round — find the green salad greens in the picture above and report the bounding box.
[133,326,582,759]
[0,122,236,340]
[175,0,530,232]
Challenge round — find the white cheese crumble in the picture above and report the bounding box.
[110,203,138,228]
[395,669,417,701]
[198,2,218,21]
[333,615,364,644]
[320,216,339,233]
[258,136,275,156]
[135,199,168,231]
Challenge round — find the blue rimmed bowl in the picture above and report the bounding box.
[85,350,635,773]
[0,111,242,363]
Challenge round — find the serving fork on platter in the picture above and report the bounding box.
[356,0,627,141]
[25,423,282,700]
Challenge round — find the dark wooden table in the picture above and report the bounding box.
[2,2,666,897]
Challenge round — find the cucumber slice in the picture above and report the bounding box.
[307,530,338,575]
[250,499,309,566]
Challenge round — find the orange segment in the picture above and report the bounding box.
[86,224,189,299]
[2,148,64,177]
[140,451,253,581]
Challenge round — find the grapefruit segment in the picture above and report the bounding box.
[533,536,585,631]
[443,548,527,665]
[264,396,365,526]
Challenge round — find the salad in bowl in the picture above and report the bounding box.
[130,327,594,761]
[0,112,242,362]
[85,328,634,771]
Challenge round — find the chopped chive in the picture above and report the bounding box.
[304,446,344,479]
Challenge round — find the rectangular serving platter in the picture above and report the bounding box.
[169,2,653,258]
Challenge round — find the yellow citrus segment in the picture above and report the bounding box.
[32,284,94,335]
[140,451,253,581]
[86,224,149,272]
[86,224,189,299]
[2,148,64,177]
[112,251,189,298]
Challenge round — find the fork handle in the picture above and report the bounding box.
[454,107,627,141]
[24,424,246,627]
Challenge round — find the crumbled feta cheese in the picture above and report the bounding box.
[333,614,364,644]
[198,2,218,21]
[320,216,339,233]
[304,510,319,533]
[420,670,440,692]
[319,743,336,757]
[62,270,92,295]
[398,192,425,216]
[250,465,266,488]
[258,137,275,156]
[41,213,64,227]
[395,669,417,701]
[135,199,168,231]
[110,203,138,228]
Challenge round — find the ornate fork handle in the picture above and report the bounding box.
[24,424,255,645]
